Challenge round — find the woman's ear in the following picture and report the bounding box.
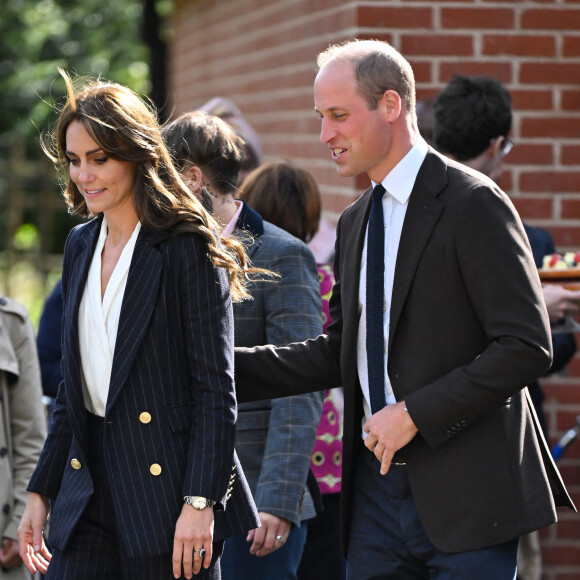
[183,164,204,192]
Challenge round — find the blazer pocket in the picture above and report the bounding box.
[166,401,195,433]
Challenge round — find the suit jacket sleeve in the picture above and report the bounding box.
[27,227,79,499]
[254,240,323,524]
[404,183,553,449]
[235,231,343,403]
[178,234,237,504]
[525,224,577,375]
[36,279,64,398]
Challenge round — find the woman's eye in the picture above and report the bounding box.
[68,158,79,166]
[95,157,108,165]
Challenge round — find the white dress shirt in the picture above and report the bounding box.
[78,218,142,417]
[358,138,429,437]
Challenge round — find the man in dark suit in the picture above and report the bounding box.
[234,39,575,579]
[431,74,580,580]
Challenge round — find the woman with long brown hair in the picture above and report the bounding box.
[18,71,259,580]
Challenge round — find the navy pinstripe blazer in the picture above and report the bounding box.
[27,216,259,558]
[233,203,323,526]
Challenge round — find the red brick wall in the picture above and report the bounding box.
[168,1,580,576]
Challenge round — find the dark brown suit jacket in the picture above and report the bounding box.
[235,148,574,553]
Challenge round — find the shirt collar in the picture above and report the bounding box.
[371,137,429,204]
[221,200,243,238]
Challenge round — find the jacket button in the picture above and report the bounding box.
[139,412,152,424]
[150,463,162,476]
[71,459,82,470]
[2,503,9,515]
[0,447,7,457]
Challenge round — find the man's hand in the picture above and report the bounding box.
[173,504,214,578]
[542,284,580,322]
[0,538,22,570]
[17,492,51,574]
[246,512,291,557]
[363,401,418,475]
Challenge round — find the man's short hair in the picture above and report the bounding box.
[433,75,512,161]
[317,39,416,116]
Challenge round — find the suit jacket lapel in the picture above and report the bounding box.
[342,187,372,321]
[63,218,102,439]
[106,228,164,414]
[389,152,446,348]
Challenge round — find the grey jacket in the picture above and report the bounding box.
[0,297,46,579]
[233,203,323,526]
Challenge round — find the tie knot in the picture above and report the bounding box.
[373,183,386,200]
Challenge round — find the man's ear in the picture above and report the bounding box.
[488,136,504,158]
[183,164,204,191]
[381,90,402,120]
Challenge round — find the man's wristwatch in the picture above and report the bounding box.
[184,496,216,510]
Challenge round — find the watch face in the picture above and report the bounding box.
[193,497,206,509]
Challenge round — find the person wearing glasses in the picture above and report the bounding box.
[432,74,580,580]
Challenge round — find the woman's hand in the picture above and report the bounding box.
[247,512,291,557]
[17,492,51,574]
[173,504,214,578]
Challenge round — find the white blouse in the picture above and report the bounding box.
[78,218,142,416]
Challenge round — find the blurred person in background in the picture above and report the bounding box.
[162,112,323,580]
[432,74,580,580]
[0,295,46,579]
[198,97,263,186]
[239,160,346,580]
[36,280,63,419]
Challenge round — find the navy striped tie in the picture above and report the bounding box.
[366,183,386,415]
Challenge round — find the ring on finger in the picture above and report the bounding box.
[275,535,285,543]
[193,548,206,558]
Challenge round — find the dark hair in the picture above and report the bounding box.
[43,69,251,301]
[161,111,244,195]
[317,39,416,115]
[239,161,321,243]
[433,75,512,161]
[416,98,435,146]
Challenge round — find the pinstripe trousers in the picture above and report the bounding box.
[45,413,223,580]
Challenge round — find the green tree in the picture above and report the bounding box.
[0,0,154,146]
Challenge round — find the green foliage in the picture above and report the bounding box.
[13,223,40,251]
[0,0,152,147]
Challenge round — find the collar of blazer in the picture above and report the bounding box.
[234,201,264,258]
[63,215,165,418]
